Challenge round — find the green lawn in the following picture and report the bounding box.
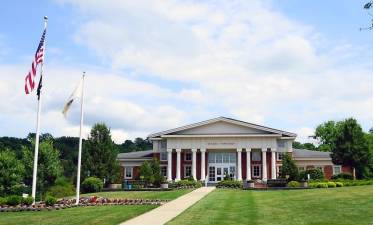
[0,189,191,225]
[168,186,373,225]
[81,189,192,200]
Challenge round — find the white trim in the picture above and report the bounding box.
[161,134,282,138]
[333,165,342,175]
[148,117,297,138]
[124,166,133,179]
[184,164,192,178]
[252,164,261,178]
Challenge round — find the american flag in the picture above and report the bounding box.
[24,28,46,96]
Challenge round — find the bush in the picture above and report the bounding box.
[0,197,7,206]
[216,180,243,189]
[171,180,202,189]
[287,181,300,188]
[316,183,328,188]
[22,196,34,206]
[6,195,22,206]
[335,182,343,187]
[299,169,324,181]
[81,177,103,193]
[331,173,353,180]
[45,195,57,206]
[46,184,75,198]
[327,182,336,188]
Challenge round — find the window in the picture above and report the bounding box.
[333,166,342,175]
[252,151,261,161]
[160,152,167,161]
[277,140,285,148]
[277,166,282,177]
[253,165,261,178]
[298,166,305,172]
[160,166,167,177]
[184,165,192,178]
[229,166,235,179]
[209,166,215,181]
[277,152,286,160]
[124,167,133,179]
[185,152,192,161]
[208,153,215,163]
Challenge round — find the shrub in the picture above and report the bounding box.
[331,173,353,180]
[327,182,336,188]
[46,184,75,198]
[299,169,324,180]
[6,195,22,206]
[22,196,34,206]
[171,180,202,189]
[0,197,7,206]
[81,177,103,193]
[45,195,57,206]
[335,182,343,187]
[316,183,328,188]
[216,180,243,189]
[287,181,300,188]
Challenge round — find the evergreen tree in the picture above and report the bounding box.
[280,153,299,181]
[82,123,120,184]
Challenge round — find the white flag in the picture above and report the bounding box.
[62,78,83,117]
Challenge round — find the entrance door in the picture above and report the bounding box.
[216,166,230,182]
[252,165,261,179]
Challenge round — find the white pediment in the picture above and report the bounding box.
[173,121,272,135]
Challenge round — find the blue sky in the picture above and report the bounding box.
[1,0,373,143]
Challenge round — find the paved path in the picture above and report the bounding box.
[120,187,215,225]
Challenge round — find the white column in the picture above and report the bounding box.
[262,149,267,181]
[192,148,197,180]
[237,148,242,181]
[176,149,181,181]
[200,148,206,181]
[271,148,276,179]
[167,149,172,182]
[246,148,251,180]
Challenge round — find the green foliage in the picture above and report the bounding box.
[82,123,120,184]
[332,118,371,178]
[22,196,34,206]
[331,173,353,180]
[327,182,336,188]
[6,195,22,206]
[316,183,328,188]
[216,180,243,189]
[335,182,344,187]
[0,197,6,206]
[315,120,338,152]
[81,177,103,193]
[46,184,75,198]
[45,195,57,206]
[22,140,63,196]
[54,136,80,181]
[292,142,317,150]
[287,181,300,188]
[299,168,324,181]
[118,138,152,153]
[171,180,203,189]
[139,159,163,186]
[279,153,299,181]
[0,149,25,196]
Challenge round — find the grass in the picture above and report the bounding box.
[0,189,191,225]
[81,189,192,200]
[168,186,373,225]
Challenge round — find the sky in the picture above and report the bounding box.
[1,0,373,144]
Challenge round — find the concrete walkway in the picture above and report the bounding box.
[120,187,215,225]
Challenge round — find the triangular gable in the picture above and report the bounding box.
[148,117,296,138]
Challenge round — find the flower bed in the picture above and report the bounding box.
[0,196,168,213]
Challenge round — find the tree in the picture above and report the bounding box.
[139,159,162,186]
[0,149,25,196]
[292,141,316,150]
[280,153,299,181]
[23,139,63,197]
[315,121,338,152]
[82,123,120,184]
[139,161,153,184]
[54,136,80,181]
[331,118,372,179]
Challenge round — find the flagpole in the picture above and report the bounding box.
[76,72,85,205]
[31,16,48,205]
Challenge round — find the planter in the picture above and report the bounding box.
[300,181,308,188]
[161,183,169,189]
[108,183,122,189]
[244,180,255,189]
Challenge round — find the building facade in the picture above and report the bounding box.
[117,117,351,182]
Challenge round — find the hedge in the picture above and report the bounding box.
[81,177,103,193]
[171,180,202,189]
[331,173,353,180]
[287,181,300,188]
[216,180,243,189]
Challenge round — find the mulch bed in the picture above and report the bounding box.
[0,196,168,213]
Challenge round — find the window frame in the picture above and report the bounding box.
[160,166,167,177]
[124,166,133,179]
[160,152,168,161]
[184,165,192,178]
[185,152,192,161]
[333,165,342,175]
